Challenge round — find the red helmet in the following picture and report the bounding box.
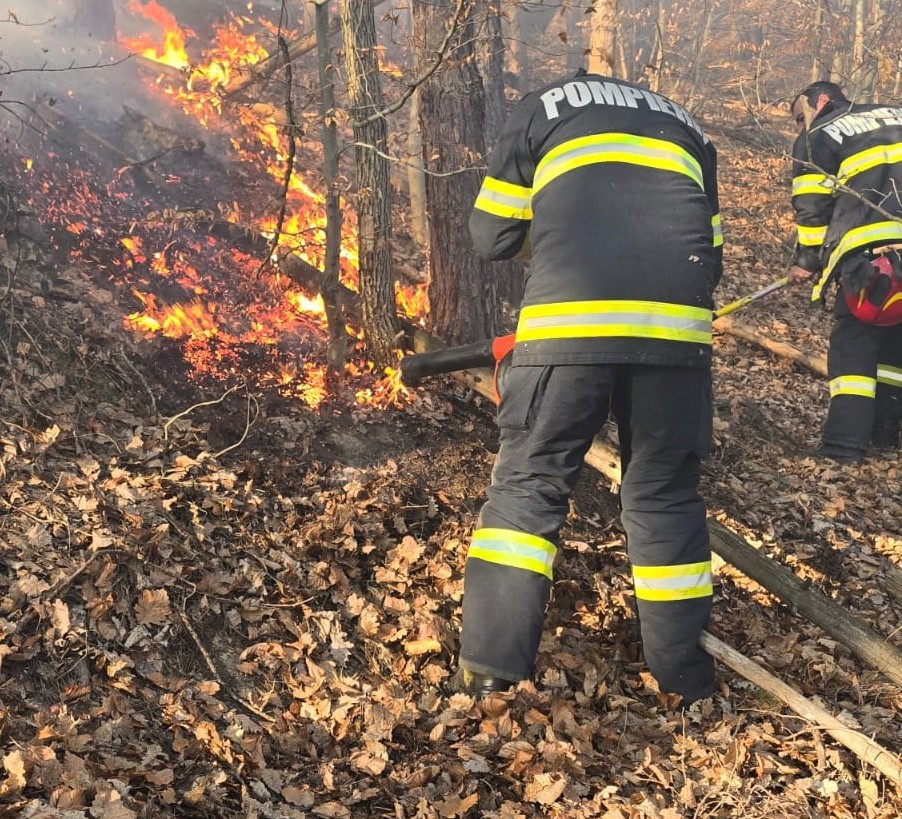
[844,254,902,326]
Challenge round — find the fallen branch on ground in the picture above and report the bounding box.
[714,315,828,377]
[701,631,902,788]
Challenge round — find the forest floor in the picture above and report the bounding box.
[1,106,901,819]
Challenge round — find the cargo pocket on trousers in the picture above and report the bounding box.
[497,365,551,431]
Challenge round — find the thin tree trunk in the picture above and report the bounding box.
[413,0,502,345]
[313,0,347,372]
[338,0,400,368]
[587,0,616,76]
[475,0,523,318]
[406,90,429,249]
[810,0,826,83]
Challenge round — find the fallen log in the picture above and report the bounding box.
[409,329,902,688]
[713,314,828,378]
[700,632,902,788]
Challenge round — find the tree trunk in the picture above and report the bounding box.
[406,90,429,249]
[809,0,826,83]
[338,0,400,369]
[474,0,524,320]
[312,0,348,372]
[412,0,503,345]
[587,0,617,76]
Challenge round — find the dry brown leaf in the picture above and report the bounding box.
[523,772,567,805]
[134,588,171,626]
[0,749,27,796]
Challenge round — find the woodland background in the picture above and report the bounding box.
[0,1,900,817]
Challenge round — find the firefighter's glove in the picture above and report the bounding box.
[839,254,875,293]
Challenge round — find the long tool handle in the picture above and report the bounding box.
[714,276,790,318]
[401,277,790,385]
[399,338,496,385]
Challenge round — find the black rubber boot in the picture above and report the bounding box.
[444,668,514,698]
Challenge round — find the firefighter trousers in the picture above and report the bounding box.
[458,363,715,703]
[823,296,902,457]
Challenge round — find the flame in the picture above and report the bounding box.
[121,0,192,69]
[29,2,428,412]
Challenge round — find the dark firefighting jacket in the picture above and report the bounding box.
[791,100,902,302]
[469,71,723,368]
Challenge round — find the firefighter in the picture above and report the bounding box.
[788,81,902,463]
[446,70,723,705]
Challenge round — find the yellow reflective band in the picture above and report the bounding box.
[822,221,902,278]
[838,142,902,183]
[533,133,704,194]
[473,176,534,220]
[467,527,557,580]
[797,224,828,246]
[711,213,723,247]
[877,364,902,387]
[632,561,713,602]
[517,300,713,345]
[829,375,877,398]
[792,173,833,197]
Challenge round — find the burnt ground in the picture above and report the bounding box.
[0,113,901,819]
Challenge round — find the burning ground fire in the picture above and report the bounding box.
[9,1,425,410]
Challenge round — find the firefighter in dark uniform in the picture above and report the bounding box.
[788,81,902,463]
[447,70,723,705]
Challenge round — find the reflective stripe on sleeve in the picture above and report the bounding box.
[792,173,833,197]
[711,213,723,247]
[822,222,902,279]
[533,133,705,193]
[829,375,877,398]
[837,142,902,183]
[877,364,902,387]
[632,561,713,602]
[797,224,828,246]
[473,177,533,220]
[516,300,713,345]
[467,527,557,580]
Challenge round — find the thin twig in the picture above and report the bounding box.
[175,609,275,724]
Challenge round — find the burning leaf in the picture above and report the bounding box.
[134,588,171,626]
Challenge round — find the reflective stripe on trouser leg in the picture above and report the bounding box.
[875,326,902,437]
[614,366,714,701]
[823,298,882,455]
[459,364,616,681]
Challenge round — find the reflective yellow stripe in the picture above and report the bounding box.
[711,213,723,247]
[473,176,533,220]
[838,142,902,183]
[632,561,713,602]
[877,364,902,387]
[467,527,556,580]
[793,173,834,197]
[814,221,902,300]
[829,375,877,398]
[517,300,712,345]
[797,224,828,246]
[533,133,704,194]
